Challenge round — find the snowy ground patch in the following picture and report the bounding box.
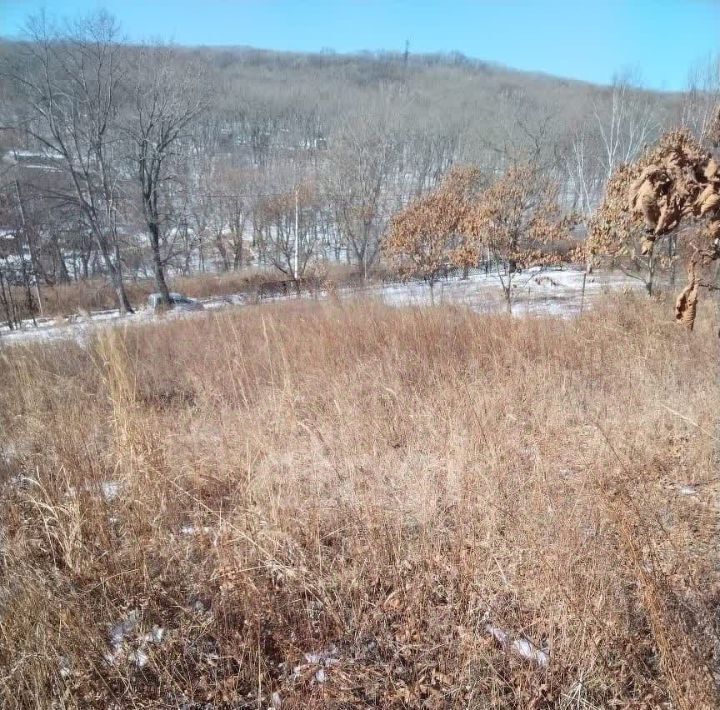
[0,267,644,346]
[369,267,643,317]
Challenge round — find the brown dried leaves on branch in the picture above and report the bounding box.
[589,128,720,328]
[383,166,483,284]
[459,163,578,270]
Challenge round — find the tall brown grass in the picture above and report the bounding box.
[1,295,719,708]
[8,263,392,321]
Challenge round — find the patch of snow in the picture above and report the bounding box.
[129,648,149,668]
[109,609,139,648]
[106,612,165,669]
[59,656,72,679]
[371,267,644,318]
[486,624,549,668]
[7,149,63,160]
[144,626,165,644]
[189,598,207,613]
[512,637,550,668]
[180,524,213,535]
[293,644,340,681]
[0,268,645,347]
[100,480,121,502]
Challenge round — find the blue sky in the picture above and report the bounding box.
[1,1,718,90]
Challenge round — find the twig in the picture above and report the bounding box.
[660,403,720,443]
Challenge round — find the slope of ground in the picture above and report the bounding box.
[1,295,719,708]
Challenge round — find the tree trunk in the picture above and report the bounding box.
[232,233,243,270]
[90,225,133,314]
[505,270,513,314]
[215,232,230,271]
[0,271,15,330]
[54,240,71,283]
[646,251,655,297]
[111,242,134,314]
[149,223,173,307]
[14,180,48,289]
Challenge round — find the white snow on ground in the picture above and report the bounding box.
[0,267,644,346]
[486,624,550,667]
[100,481,121,502]
[370,267,642,316]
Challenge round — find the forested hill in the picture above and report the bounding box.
[0,32,709,308]
[132,44,681,165]
[0,39,680,174]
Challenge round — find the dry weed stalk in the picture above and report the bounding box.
[597,444,719,710]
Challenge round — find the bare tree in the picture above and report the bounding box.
[255,181,320,278]
[325,99,401,277]
[593,73,660,183]
[8,11,134,312]
[214,164,251,271]
[124,46,205,306]
[682,54,720,146]
[0,185,38,328]
[565,124,607,218]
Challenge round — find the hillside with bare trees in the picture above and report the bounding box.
[0,11,702,325]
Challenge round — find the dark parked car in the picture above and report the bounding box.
[147,292,204,312]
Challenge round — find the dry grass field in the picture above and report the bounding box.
[1,294,719,708]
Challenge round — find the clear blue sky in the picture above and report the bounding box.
[1,1,718,90]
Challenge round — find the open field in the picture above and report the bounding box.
[1,293,719,708]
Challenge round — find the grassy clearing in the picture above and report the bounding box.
[1,295,719,708]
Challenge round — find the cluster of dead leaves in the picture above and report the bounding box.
[385,163,577,283]
[383,166,484,283]
[590,128,720,328]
